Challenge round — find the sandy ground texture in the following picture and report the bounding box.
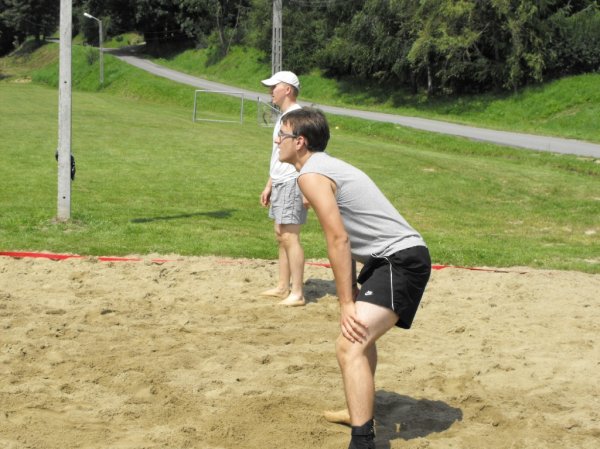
[0,254,598,449]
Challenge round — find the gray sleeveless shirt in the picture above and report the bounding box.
[299,152,426,264]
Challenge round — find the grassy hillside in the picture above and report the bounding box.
[0,43,599,272]
[152,46,600,143]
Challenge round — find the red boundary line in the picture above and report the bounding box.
[1,251,525,273]
[0,251,172,263]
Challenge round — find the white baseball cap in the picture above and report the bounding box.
[261,71,300,90]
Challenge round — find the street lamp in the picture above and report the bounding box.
[83,12,103,84]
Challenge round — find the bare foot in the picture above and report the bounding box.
[323,409,351,426]
[260,287,290,299]
[278,294,305,307]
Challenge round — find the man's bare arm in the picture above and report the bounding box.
[298,173,367,343]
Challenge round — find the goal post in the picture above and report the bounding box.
[257,97,280,127]
[192,90,245,124]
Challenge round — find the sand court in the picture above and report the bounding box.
[0,254,598,448]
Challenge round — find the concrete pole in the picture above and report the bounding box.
[272,0,282,75]
[57,0,72,221]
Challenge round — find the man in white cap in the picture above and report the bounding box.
[259,71,307,306]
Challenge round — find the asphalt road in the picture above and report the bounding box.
[108,49,600,158]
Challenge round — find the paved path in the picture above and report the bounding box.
[109,49,600,158]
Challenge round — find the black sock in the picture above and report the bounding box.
[348,419,375,449]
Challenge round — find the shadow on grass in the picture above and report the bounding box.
[103,44,148,57]
[11,39,45,56]
[374,391,462,448]
[131,209,235,223]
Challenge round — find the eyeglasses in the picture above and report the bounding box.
[277,130,298,141]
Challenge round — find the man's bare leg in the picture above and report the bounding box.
[324,344,376,426]
[336,301,398,431]
[260,224,291,298]
[277,223,305,306]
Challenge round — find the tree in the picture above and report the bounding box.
[176,0,213,45]
[547,2,600,75]
[319,0,414,79]
[0,16,17,56]
[0,0,59,46]
[134,0,182,46]
[211,0,250,55]
[77,0,137,43]
[245,0,365,74]
[3,0,596,95]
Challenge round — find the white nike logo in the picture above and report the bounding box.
[364,291,373,296]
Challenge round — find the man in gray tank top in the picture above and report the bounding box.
[276,108,431,449]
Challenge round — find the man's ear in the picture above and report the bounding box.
[296,135,307,151]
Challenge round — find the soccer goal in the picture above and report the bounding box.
[192,90,246,124]
[257,97,280,127]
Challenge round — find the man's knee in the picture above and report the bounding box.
[336,334,365,367]
[335,334,348,367]
[278,226,301,246]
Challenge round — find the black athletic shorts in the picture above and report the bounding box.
[356,245,431,329]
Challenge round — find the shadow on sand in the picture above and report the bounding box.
[304,278,462,444]
[374,390,462,448]
[304,278,337,303]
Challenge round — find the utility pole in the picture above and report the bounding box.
[272,0,282,75]
[57,0,72,221]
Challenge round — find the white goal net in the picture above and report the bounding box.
[256,98,280,127]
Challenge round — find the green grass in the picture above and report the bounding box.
[154,45,270,90]
[1,43,599,273]
[103,32,145,49]
[151,46,600,143]
[0,81,286,258]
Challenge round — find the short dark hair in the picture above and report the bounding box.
[283,108,330,152]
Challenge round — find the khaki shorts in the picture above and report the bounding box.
[269,178,307,225]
